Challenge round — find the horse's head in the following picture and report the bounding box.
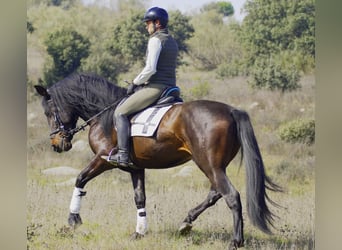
[34,85,77,153]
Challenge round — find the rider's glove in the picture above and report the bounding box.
[127,83,137,95]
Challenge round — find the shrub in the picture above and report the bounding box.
[44,28,90,86]
[182,81,211,101]
[249,54,301,92]
[188,11,243,71]
[216,60,247,79]
[278,119,315,145]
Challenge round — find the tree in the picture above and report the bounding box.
[188,10,243,72]
[286,0,315,59]
[241,0,314,66]
[202,1,234,17]
[239,0,315,91]
[109,10,148,65]
[44,28,90,85]
[168,10,194,54]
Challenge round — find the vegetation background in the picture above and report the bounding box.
[27,0,315,249]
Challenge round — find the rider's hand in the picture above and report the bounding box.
[127,83,137,95]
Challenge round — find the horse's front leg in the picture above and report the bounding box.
[130,169,147,238]
[68,154,112,229]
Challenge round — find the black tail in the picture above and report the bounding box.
[231,109,282,234]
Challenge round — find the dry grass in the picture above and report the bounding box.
[27,72,314,249]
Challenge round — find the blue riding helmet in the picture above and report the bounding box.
[143,7,169,27]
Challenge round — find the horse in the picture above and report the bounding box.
[34,72,281,249]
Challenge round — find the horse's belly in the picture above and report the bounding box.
[132,137,191,169]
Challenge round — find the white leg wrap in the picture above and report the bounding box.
[69,187,85,214]
[135,208,147,235]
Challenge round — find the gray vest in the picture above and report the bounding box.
[148,29,178,86]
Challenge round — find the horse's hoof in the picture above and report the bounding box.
[178,222,192,235]
[68,213,82,229]
[228,239,244,250]
[130,232,144,240]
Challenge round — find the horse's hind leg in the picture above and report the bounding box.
[179,187,222,234]
[214,171,244,249]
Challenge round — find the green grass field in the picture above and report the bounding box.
[27,72,314,249]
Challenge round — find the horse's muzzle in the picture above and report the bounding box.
[50,133,72,153]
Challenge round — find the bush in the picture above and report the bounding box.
[182,81,211,101]
[80,51,124,83]
[249,54,301,92]
[278,119,315,145]
[191,81,211,99]
[216,60,247,79]
[44,28,90,85]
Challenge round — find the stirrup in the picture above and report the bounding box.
[104,156,128,167]
[101,150,129,167]
[101,155,138,169]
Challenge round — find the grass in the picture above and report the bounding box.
[27,166,314,249]
[27,72,315,249]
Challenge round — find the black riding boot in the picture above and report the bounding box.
[105,114,130,167]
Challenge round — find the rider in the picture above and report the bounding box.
[103,7,179,167]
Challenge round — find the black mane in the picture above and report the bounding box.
[48,72,127,136]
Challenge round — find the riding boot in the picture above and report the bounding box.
[105,114,130,167]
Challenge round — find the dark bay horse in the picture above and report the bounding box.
[34,73,281,249]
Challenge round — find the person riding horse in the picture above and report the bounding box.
[102,7,179,167]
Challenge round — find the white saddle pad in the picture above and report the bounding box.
[130,105,174,137]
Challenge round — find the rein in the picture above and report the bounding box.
[69,99,121,135]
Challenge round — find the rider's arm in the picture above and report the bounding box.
[133,36,162,85]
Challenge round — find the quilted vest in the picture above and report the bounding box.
[148,29,178,86]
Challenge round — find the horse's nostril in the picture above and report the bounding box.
[52,145,62,153]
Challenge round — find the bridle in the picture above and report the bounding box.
[47,95,122,139]
[46,98,73,139]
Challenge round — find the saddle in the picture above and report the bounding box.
[130,86,183,137]
[154,86,183,106]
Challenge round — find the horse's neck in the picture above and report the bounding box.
[75,98,116,123]
[77,107,98,123]
[63,84,123,123]
[68,102,90,122]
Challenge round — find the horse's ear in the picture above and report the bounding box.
[34,85,50,99]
